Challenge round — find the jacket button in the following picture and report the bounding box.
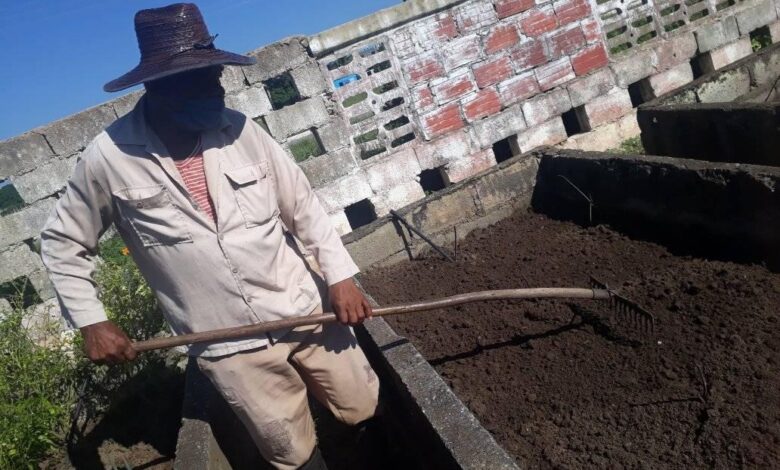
[136,203,144,208]
[232,268,238,274]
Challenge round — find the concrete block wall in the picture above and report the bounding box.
[0,0,776,306]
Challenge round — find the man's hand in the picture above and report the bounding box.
[81,320,137,365]
[329,278,373,326]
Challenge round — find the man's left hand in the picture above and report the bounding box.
[329,278,373,326]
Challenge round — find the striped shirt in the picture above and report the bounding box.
[174,138,217,222]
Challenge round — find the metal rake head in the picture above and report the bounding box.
[590,276,656,335]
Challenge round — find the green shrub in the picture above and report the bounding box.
[0,305,76,469]
[0,235,171,468]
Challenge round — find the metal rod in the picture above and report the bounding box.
[557,175,594,224]
[389,209,454,262]
[133,287,611,352]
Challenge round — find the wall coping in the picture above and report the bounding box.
[308,0,468,56]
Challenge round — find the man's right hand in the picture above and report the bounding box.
[81,321,137,365]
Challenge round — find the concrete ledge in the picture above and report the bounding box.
[355,302,519,470]
[638,102,780,165]
[309,0,468,56]
[532,148,780,269]
[342,153,540,269]
[644,42,780,106]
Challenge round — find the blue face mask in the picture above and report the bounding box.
[161,95,227,132]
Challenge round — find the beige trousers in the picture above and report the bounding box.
[196,303,380,469]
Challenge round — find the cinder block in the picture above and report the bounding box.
[264,97,329,140]
[0,243,44,283]
[749,44,780,85]
[560,111,638,151]
[421,103,465,140]
[696,66,751,102]
[389,26,420,59]
[0,132,54,178]
[402,51,445,85]
[453,0,499,33]
[431,68,476,105]
[495,0,535,19]
[610,48,656,87]
[566,68,615,107]
[290,62,328,98]
[694,15,739,53]
[315,172,373,214]
[413,11,458,45]
[329,210,352,236]
[641,62,694,100]
[521,88,572,127]
[220,65,248,93]
[300,148,357,189]
[570,43,608,76]
[40,104,116,155]
[473,155,539,210]
[547,24,586,59]
[461,88,502,122]
[769,20,780,42]
[411,84,436,113]
[413,187,480,235]
[484,23,520,55]
[698,37,753,73]
[371,181,426,216]
[316,119,351,152]
[512,39,548,71]
[0,197,56,247]
[27,269,55,301]
[497,71,540,106]
[472,56,514,88]
[736,0,778,35]
[416,132,474,169]
[515,118,567,153]
[12,155,78,203]
[345,216,406,267]
[365,148,422,193]
[520,5,559,38]
[535,57,575,91]
[553,0,591,26]
[111,90,144,117]
[443,34,482,71]
[225,86,273,119]
[579,88,633,129]
[444,148,497,183]
[469,104,527,148]
[654,32,698,70]
[243,37,310,84]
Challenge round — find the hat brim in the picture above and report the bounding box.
[103,48,256,92]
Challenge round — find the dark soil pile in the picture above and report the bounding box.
[361,211,780,468]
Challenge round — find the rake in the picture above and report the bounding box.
[132,282,656,353]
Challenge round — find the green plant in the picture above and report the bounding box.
[0,302,76,469]
[0,235,173,468]
[610,136,646,155]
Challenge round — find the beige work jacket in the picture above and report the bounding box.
[40,97,359,356]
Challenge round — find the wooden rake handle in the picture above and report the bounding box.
[132,288,610,353]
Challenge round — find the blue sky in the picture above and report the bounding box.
[0,0,399,141]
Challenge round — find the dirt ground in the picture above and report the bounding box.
[361,210,780,468]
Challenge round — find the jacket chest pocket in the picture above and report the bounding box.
[113,186,193,247]
[224,163,278,228]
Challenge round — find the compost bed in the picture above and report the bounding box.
[361,211,780,468]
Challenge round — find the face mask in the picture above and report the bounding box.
[157,95,227,132]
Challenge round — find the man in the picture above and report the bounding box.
[40,4,379,469]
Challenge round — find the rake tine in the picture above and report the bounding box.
[589,275,656,336]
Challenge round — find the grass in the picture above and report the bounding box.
[288,135,324,162]
[609,136,646,155]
